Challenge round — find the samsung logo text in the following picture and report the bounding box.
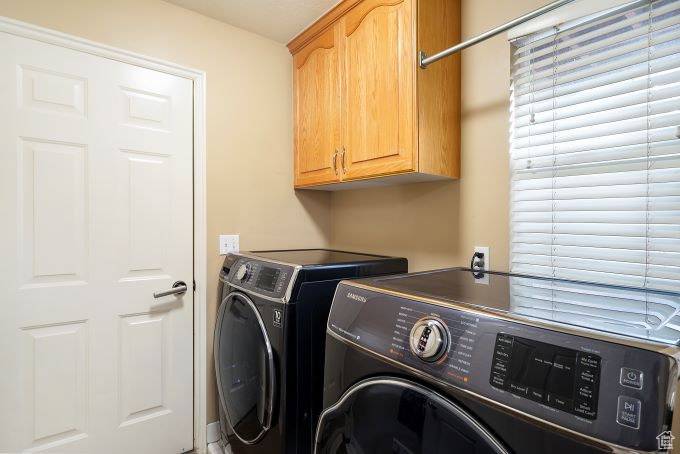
[347,292,367,303]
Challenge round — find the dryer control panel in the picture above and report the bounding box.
[221,255,295,301]
[328,282,676,452]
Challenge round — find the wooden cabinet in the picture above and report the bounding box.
[342,0,415,180]
[289,0,460,189]
[293,26,341,186]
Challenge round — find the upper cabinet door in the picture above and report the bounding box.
[293,26,342,187]
[341,0,415,180]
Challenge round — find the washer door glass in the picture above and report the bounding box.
[316,377,509,454]
[214,291,275,444]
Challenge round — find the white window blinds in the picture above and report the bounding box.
[509,0,680,293]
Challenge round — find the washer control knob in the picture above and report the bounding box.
[410,319,448,362]
[235,263,252,282]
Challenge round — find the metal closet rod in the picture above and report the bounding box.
[419,0,577,69]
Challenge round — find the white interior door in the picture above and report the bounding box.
[0,31,194,453]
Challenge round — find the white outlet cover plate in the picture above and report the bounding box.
[219,234,240,255]
[473,246,490,271]
[473,246,490,285]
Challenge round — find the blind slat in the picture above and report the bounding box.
[513,196,680,213]
[511,126,679,158]
[514,87,680,133]
[513,112,680,149]
[512,244,680,267]
[513,21,680,86]
[511,181,680,201]
[511,233,680,252]
[512,166,680,191]
[511,223,680,238]
[511,141,680,170]
[513,63,680,114]
[512,211,680,224]
[514,38,680,98]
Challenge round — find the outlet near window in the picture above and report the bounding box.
[474,246,490,272]
[473,246,490,285]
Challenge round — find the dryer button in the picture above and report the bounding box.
[620,367,643,389]
[616,396,641,429]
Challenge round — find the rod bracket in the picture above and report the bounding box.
[419,51,428,69]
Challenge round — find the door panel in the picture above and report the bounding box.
[120,87,171,131]
[19,65,87,117]
[117,149,172,280]
[119,313,169,426]
[19,138,88,286]
[25,321,88,445]
[342,0,415,180]
[294,26,341,186]
[0,32,193,453]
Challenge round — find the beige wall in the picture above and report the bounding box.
[329,0,545,273]
[0,0,331,423]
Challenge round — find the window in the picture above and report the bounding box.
[509,0,680,293]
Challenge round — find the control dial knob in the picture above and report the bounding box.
[235,263,252,282]
[409,319,448,362]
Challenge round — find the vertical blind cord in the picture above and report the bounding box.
[551,26,559,315]
[645,0,653,325]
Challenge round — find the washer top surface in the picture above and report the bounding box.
[357,268,680,346]
[248,249,393,267]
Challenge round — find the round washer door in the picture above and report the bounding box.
[214,291,276,444]
[315,377,509,454]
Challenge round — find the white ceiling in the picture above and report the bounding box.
[164,0,340,43]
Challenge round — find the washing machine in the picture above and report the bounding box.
[317,268,680,453]
[214,249,407,454]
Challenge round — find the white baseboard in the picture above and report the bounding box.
[207,441,233,454]
[207,421,221,444]
[207,442,224,454]
[206,420,233,454]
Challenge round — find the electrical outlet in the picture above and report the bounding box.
[474,246,490,271]
[473,246,490,285]
[219,234,240,255]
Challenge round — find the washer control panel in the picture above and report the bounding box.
[489,333,601,420]
[225,257,295,300]
[328,283,675,452]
